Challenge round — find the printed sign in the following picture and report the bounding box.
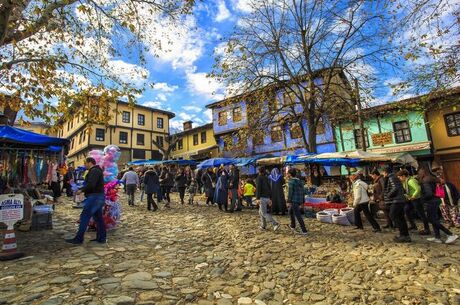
[0,194,24,227]
[371,132,393,146]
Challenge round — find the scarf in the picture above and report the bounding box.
[269,168,282,182]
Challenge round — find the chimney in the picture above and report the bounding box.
[183,121,193,131]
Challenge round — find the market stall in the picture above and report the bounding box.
[0,125,69,260]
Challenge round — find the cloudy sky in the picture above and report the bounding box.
[125,0,250,132]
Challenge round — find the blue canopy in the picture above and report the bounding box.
[0,125,69,147]
[127,159,151,166]
[162,160,197,166]
[197,158,236,169]
[306,157,361,166]
[285,154,315,164]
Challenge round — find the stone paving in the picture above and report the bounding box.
[1,193,459,305]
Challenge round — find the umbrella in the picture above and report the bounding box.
[197,158,236,169]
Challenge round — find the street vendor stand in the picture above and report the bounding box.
[0,125,69,260]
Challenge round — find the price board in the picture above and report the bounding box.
[0,194,24,229]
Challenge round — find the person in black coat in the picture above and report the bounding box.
[202,168,216,205]
[269,168,287,215]
[228,165,241,212]
[439,177,460,228]
[419,169,458,244]
[159,167,173,207]
[143,168,160,211]
[383,167,411,243]
[175,168,187,205]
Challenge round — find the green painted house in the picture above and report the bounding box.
[334,98,432,161]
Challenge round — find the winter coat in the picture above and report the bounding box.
[143,170,160,194]
[175,173,188,188]
[383,174,406,205]
[202,172,216,197]
[443,182,459,206]
[372,175,385,203]
[287,178,305,205]
[159,171,174,187]
[353,179,370,206]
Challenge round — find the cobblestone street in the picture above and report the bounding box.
[1,194,460,305]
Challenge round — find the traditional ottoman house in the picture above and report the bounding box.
[425,87,460,189]
[334,96,432,167]
[206,68,355,159]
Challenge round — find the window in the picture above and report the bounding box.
[393,120,412,143]
[201,131,207,143]
[137,133,145,146]
[444,111,460,137]
[133,149,145,159]
[67,122,70,131]
[71,138,75,149]
[82,130,86,142]
[193,134,199,145]
[119,131,128,144]
[269,99,279,114]
[316,117,325,135]
[354,129,369,149]
[157,117,164,129]
[253,132,265,146]
[95,128,105,141]
[156,136,164,148]
[122,111,130,123]
[138,114,145,126]
[232,107,242,122]
[178,138,183,150]
[218,111,227,126]
[79,132,83,144]
[283,90,297,106]
[271,126,283,142]
[290,123,302,139]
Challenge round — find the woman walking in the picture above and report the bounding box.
[175,168,187,205]
[351,173,381,232]
[159,167,173,208]
[256,167,280,232]
[143,167,160,211]
[202,168,216,205]
[371,169,392,228]
[269,168,287,215]
[215,168,229,211]
[438,177,460,228]
[419,168,458,244]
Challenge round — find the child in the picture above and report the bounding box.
[243,179,256,209]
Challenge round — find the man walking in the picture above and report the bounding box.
[122,167,139,206]
[286,168,308,235]
[383,167,411,243]
[66,157,106,245]
[228,165,241,212]
[351,173,381,232]
[256,167,280,232]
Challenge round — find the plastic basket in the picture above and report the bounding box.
[340,208,355,225]
[332,214,351,226]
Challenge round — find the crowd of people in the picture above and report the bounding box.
[66,159,459,245]
[352,166,458,244]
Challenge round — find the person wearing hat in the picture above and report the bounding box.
[383,167,411,243]
[350,173,381,232]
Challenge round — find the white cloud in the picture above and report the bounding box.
[186,72,225,101]
[178,112,193,121]
[107,60,149,86]
[154,82,178,93]
[169,119,183,133]
[157,93,168,102]
[204,109,213,122]
[216,0,231,22]
[232,0,254,13]
[183,105,202,112]
[142,101,162,108]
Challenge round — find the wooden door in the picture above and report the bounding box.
[442,160,460,191]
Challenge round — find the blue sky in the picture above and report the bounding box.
[94,0,458,132]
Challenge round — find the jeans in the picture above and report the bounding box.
[404,201,417,228]
[259,197,278,228]
[390,202,409,237]
[354,202,381,230]
[146,193,158,211]
[75,194,106,242]
[289,203,307,233]
[244,196,253,207]
[229,189,241,211]
[126,184,136,205]
[140,189,145,202]
[161,186,171,203]
[413,198,430,231]
[425,200,452,239]
[157,187,163,202]
[178,187,186,204]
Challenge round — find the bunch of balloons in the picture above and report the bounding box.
[103,180,122,230]
[102,145,121,183]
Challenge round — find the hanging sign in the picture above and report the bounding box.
[371,132,393,146]
[0,194,24,228]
